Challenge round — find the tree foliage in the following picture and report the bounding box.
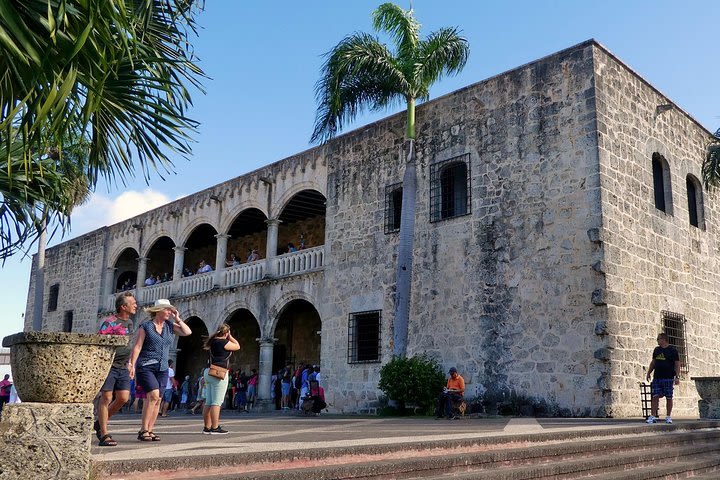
[702,128,720,190]
[0,0,206,259]
[378,354,446,415]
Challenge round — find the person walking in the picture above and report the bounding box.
[202,324,240,434]
[94,292,137,446]
[645,332,681,424]
[128,299,191,441]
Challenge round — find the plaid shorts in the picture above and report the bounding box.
[651,378,674,399]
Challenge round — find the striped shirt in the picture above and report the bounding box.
[136,320,174,369]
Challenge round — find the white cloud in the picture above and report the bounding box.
[68,189,173,237]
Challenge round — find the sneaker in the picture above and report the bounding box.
[210,426,228,435]
[202,427,212,435]
[665,416,673,424]
[646,415,656,424]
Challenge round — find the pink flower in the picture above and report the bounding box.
[99,324,127,336]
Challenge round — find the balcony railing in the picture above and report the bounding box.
[274,245,325,277]
[141,282,173,304]
[224,260,264,287]
[104,246,326,308]
[178,271,214,296]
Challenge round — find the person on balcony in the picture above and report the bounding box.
[197,260,213,274]
[247,249,260,262]
[226,254,240,266]
[287,242,297,253]
[144,274,156,286]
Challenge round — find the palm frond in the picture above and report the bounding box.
[372,3,419,62]
[311,33,407,143]
[702,129,720,190]
[414,27,469,98]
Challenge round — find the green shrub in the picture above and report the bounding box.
[378,354,446,415]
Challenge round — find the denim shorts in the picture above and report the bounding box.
[135,362,168,398]
[100,366,131,392]
[651,378,674,399]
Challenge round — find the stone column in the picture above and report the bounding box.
[214,233,230,287]
[136,257,148,303]
[172,247,187,296]
[257,338,275,401]
[264,219,281,277]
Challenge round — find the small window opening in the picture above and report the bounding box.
[348,310,381,363]
[661,310,689,375]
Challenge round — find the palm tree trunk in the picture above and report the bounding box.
[393,139,416,357]
[31,217,46,331]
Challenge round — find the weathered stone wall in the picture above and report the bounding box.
[593,46,720,417]
[319,42,607,415]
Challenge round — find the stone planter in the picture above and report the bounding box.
[691,376,720,419]
[2,331,128,403]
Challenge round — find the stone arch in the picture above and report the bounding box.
[175,315,211,383]
[274,188,326,255]
[178,217,220,246]
[224,307,262,374]
[140,231,177,258]
[219,202,268,234]
[269,294,322,372]
[272,182,325,219]
[267,290,319,336]
[108,242,139,268]
[218,301,260,329]
[224,207,269,262]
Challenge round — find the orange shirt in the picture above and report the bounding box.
[446,374,465,394]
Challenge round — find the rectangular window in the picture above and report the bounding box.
[63,310,74,333]
[48,283,60,312]
[661,310,689,374]
[384,183,402,234]
[430,153,471,222]
[348,310,381,363]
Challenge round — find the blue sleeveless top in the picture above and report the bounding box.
[136,320,174,369]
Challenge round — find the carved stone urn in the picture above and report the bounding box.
[2,331,128,403]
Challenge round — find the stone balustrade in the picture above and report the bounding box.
[140,281,173,303]
[274,245,325,277]
[178,270,214,296]
[224,260,264,287]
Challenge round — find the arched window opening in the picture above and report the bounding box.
[384,184,402,233]
[430,154,471,222]
[686,174,705,229]
[652,153,673,214]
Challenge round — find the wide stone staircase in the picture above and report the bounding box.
[98,422,720,480]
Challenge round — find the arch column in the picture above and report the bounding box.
[214,233,230,287]
[136,257,148,303]
[257,337,275,401]
[264,219,281,277]
[172,247,187,295]
[104,267,117,296]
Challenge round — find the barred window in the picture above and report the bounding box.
[661,311,689,374]
[430,154,471,222]
[48,284,59,312]
[384,183,403,234]
[348,310,381,363]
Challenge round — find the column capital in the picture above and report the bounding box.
[214,233,231,240]
[173,246,188,253]
[265,218,282,227]
[256,337,277,346]
[106,266,117,272]
[137,256,149,264]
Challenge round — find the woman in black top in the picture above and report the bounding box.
[202,324,240,434]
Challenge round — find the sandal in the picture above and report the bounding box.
[99,434,118,447]
[149,432,161,441]
[137,430,153,442]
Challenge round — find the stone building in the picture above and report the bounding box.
[24,40,719,417]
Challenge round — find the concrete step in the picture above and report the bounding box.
[580,452,720,480]
[114,429,720,480]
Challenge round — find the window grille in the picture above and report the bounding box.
[430,154,471,222]
[48,283,60,312]
[661,310,689,374]
[348,310,381,363]
[384,183,403,234]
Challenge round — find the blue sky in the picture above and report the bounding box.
[1,0,718,342]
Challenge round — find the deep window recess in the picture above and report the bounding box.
[661,310,689,374]
[652,153,673,214]
[48,283,60,312]
[63,310,73,333]
[348,310,381,363]
[384,183,403,234]
[686,174,705,229]
[430,154,471,222]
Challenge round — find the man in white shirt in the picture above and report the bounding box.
[160,359,175,417]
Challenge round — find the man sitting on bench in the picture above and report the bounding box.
[436,367,465,419]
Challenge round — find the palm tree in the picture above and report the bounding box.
[702,129,720,189]
[0,0,206,260]
[311,3,469,357]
